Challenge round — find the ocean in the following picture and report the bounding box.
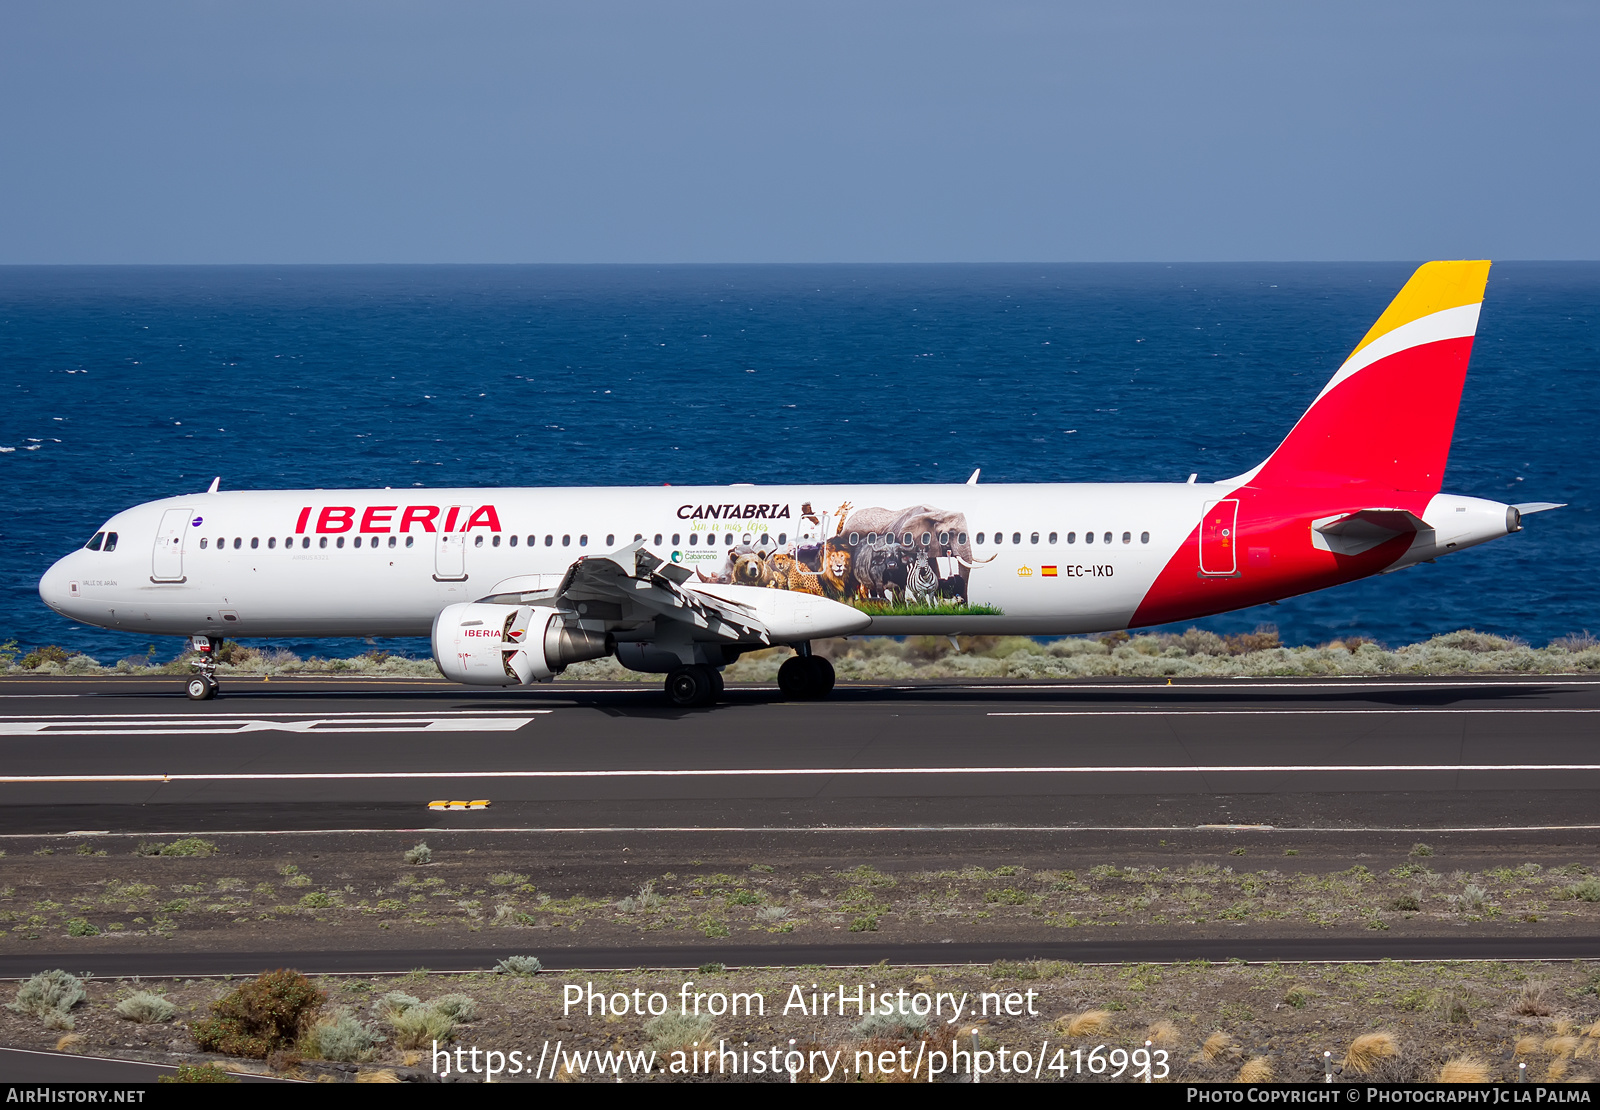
[2,263,1594,663]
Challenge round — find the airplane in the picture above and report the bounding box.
[38,260,1561,707]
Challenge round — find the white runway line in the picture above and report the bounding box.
[0,709,549,720]
[991,708,1600,716]
[0,717,540,737]
[3,762,1600,784]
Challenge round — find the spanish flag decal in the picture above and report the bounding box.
[1042,566,1058,577]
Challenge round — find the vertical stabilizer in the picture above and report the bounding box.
[1247,260,1491,492]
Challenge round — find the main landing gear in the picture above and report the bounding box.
[664,664,723,709]
[186,635,221,701]
[777,650,835,701]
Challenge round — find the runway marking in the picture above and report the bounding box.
[3,762,1600,784]
[0,709,548,720]
[960,680,1600,690]
[0,717,539,737]
[991,708,1600,716]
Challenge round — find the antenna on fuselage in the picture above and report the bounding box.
[206,477,220,494]
[966,469,980,485]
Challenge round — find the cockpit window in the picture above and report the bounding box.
[84,532,105,551]
[104,532,118,552]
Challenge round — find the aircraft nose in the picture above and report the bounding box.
[38,554,80,617]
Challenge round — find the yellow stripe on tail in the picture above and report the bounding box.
[1347,260,1490,360]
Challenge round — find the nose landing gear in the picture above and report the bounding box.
[186,635,221,701]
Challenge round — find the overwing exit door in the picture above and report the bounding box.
[151,508,192,582]
[1199,499,1239,575]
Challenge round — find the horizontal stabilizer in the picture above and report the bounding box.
[1512,502,1566,515]
[1312,508,1427,557]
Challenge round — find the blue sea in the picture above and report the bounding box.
[2,263,1595,663]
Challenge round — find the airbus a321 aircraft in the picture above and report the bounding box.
[39,261,1560,707]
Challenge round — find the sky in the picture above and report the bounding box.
[1,1,1596,263]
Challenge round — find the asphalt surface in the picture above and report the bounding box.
[3,674,1600,833]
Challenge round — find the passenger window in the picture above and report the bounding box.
[1086,532,1095,544]
[1122,532,1131,544]
[104,532,117,552]
[976,532,985,544]
[1048,532,1057,544]
[405,536,413,548]
[303,537,312,549]
[759,534,770,546]
[580,535,588,547]
[1012,532,1021,544]
[545,535,553,547]
[336,536,345,548]
[654,534,663,545]
[689,533,698,546]
[84,532,105,551]
[724,533,733,545]
[199,538,208,550]
[939,531,949,545]
[318,537,327,549]
[474,535,483,547]
[1067,532,1076,543]
[526,535,535,546]
[849,532,860,546]
[1103,532,1112,544]
[509,535,517,547]
[1030,532,1039,544]
[251,537,259,549]
[355,536,364,548]
[921,532,931,545]
[267,537,276,549]
[562,535,571,547]
[606,534,615,546]
[633,534,642,542]
[672,533,681,545]
[1141,532,1150,544]
[957,532,967,545]
[777,533,786,544]
[389,535,397,548]
[233,537,242,549]
[495,535,504,547]
[866,532,878,546]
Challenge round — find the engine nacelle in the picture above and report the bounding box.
[431,602,611,686]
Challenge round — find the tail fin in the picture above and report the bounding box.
[1247,260,1491,492]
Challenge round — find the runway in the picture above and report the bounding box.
[2,674,1598,833]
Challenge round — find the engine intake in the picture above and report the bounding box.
[432,602,612,685]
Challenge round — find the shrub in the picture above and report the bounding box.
[20,645,72,669]
[1568,879,1600,903]
[1059,1010,1112,1038]
[302,1008,382,1062]
[1387,893,1422,912]
[65,918,99,937]
[191,969,325,1058]
[427,994,479,1023]
[9,971,87,1029]
[1237,1056,1273,1082]
[853,998,928,1040]
[403,843,432,865]
[387,1004,455,1049]
[493,956,542,976]
[371,991,421,1019]
[1409,843,1434,858]
[1514,978,1554,1016]
[114,991,176,1024]
[159,1063,238,1084]
[1437,1056,1489,1083]
[160,838,218,857]
[1283,984,1314,1008]
[645,1012,713,1052]
[1344,1033,1400,1075]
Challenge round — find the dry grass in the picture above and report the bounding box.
[353,1070,400,1083]
[1515,978,1555,1016]
[1144,1020,1179,1047]
[1514,1035,1542,1056]
[1059,1009,1112,1037]
[1199,1031,1238,1064]
[1547,1058,1570,1081]
[1343,1032,1400,1074]
[1438,1056,1491,1083]
[1544,1035,1580,1058]
[1553,1017,1578,1036]
[54,1033,84,1053]
[1236,1056,1273,1083]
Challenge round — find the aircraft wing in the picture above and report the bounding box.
[485,541,775,644]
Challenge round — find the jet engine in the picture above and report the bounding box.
[431,602,611,685]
